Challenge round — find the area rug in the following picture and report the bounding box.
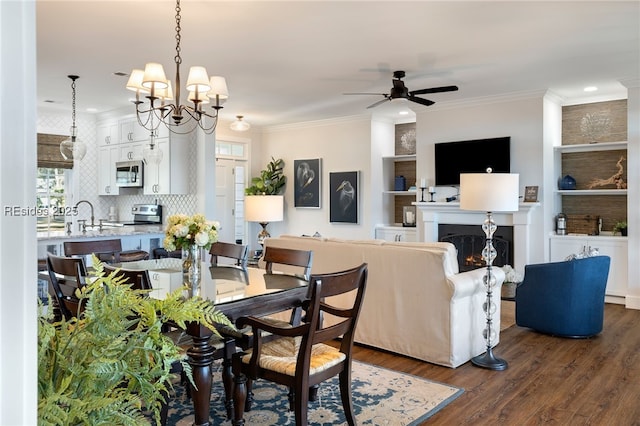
[167,360,463,425]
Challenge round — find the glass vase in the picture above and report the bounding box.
[182,244,202,298]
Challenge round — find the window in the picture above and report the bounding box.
[37,167,72,230]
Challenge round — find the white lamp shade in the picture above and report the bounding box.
[142,63,168,89]
[155,81,173,100]
[185,66,211,92]
[460,173,519,212]
[245,195,284,223]
[126,69,149,93]
[207,76,229,100]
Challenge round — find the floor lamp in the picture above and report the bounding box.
[244,195,284,252]
[460,169,519,371]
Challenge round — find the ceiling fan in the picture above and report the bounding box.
[344,70,458,109]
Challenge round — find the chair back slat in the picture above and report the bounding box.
[209,241,248,267]
[103,264,153,291]
[64,239,123,263]
[263,246,313,279]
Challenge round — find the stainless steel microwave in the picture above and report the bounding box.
[115,160,143,188]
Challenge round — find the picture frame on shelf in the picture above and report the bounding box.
[294,158,321,208]
[329,171,359,223]
[524,186,539,202]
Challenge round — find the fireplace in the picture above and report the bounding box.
[438,224,513,272]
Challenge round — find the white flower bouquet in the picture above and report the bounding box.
[500,264,523,283]
[164,213,220,251]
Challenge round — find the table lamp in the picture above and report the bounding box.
[460,169,519,370]
[244,195,284,248]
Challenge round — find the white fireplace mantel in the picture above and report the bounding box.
[413,201,540,272]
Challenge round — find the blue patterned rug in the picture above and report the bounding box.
[167,360,463,425]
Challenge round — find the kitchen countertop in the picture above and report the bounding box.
[37,224,165,241]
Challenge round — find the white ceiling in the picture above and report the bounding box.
[36,1,639,128]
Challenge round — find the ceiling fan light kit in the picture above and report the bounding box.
[126,0,228,135]
[345,70,458,109]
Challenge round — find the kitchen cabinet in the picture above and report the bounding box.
[97,144,120,195]
[549,235,627,301]
[143,135,189,195]
[119,118,150,143]
[148,267,184,299]
[375,226,417,242]
[119,140,145,161]
[96,121,118,145]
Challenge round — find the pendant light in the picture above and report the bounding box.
[59,75,87,161]
[143,129,164,165]
[230,115,250,132]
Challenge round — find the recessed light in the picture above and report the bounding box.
[113,72,129,77]
[584,86,598,92]
[399,110,409,115]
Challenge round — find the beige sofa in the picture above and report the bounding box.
[263,235,505,368]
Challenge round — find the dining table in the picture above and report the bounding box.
[116,257,310,426]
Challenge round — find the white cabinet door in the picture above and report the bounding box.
[119,118,148,143]
[148,270,183,299]
[375,227,417,242]
[97,122,118,145]
[97,145,120,195]
[143,135,188,195]
[549,236,628,298]
[119,140,145,161]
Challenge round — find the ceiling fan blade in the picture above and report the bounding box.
[408,96,435,106]
[344,92,389,96]
[410,85,459,95]
[366,98,390,109]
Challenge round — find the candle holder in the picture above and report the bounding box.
[429,190,436,202]
[419,187,426,202]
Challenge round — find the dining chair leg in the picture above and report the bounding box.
[339,369,356,426]
[244,379,254,412]
[221,339,235,419]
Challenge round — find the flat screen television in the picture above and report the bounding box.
[434,136,511,186]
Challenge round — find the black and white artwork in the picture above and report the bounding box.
[294,159,321,208]
[329,171,359,223]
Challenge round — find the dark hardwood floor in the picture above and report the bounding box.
[349,303,640,425]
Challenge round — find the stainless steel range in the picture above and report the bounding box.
[119,204,163,226]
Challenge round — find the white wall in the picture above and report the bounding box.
[258,116,372,248]
[414,95,547,266]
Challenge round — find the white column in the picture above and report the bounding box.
[0,1,38,424]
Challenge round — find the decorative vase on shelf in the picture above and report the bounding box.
[182,244,202,298]
[558,175,577,190]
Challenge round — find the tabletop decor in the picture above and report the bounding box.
[500,264,523,300]
[164,213,220,296]
[38,257,231,426]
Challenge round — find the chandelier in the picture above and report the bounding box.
[60,75,87,161]
[125,0,228,135]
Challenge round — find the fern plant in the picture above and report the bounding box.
[245,157,286,195]
[38,258,234,426]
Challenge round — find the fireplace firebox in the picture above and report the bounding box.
[438,224,513,272]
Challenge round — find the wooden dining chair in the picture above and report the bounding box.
[46,254,89,321]
[64,239,149,264]
[263,246,313,279]
[209,241,248,267]
[231,263,368,426]
[102,264,153,291]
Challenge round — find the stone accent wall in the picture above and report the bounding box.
[560,99,628,232]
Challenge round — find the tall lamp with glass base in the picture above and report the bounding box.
[244,195,284,251]
[460,169,519,371]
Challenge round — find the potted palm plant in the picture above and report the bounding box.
[245,157,286,195]
[38,258,233,426]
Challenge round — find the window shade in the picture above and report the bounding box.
[37,133,73,169]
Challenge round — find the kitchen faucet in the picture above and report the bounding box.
[74,200,95,230]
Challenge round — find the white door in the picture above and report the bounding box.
[215,158,247,245]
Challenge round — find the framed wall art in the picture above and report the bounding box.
[329,171,359,223]
[524,185,539,202]
[294,158,321,208]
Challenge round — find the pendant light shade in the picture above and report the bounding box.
[60,75,86,161]
[143,132,164,165]
[230,115,250,132]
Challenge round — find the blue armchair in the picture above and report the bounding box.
[515,256,611,338]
